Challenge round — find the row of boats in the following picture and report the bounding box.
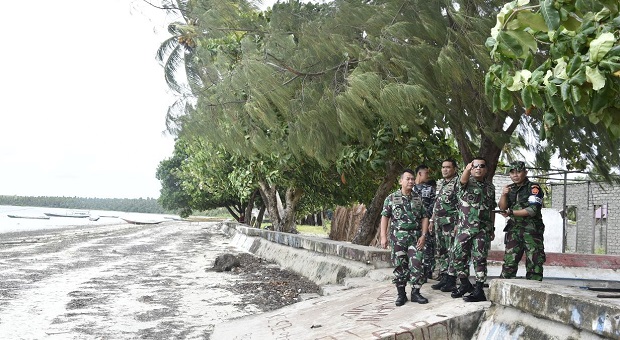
[6,211,169,225]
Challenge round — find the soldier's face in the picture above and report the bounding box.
[400,172,415,192]
[509,169,527,184]
[441,161,456,179]
[471,161,487,180]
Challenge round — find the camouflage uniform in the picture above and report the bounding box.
[414,183,436,280]
[452,178,496,283]
[501,177,546,281]
[431,176,459,276]
[381,189,427,288]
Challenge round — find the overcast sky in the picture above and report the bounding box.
[0,1,183,199]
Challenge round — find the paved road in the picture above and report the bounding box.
[0,221,251,340]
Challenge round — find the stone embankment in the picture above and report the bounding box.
[213,222,620,340]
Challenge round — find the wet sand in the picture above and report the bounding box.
[0,221,268,339]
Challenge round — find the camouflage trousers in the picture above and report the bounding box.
[390,228,425,288]
[500,228,546,281]
[435,223,455,274]
[423,231,436,280]
[452,226,491,283]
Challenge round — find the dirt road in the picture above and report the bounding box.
[0,221,255,339]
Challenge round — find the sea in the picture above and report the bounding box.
[0,205,176,234]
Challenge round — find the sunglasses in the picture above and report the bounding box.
[472,164,486,169]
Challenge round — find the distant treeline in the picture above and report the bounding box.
[0,195,169,214]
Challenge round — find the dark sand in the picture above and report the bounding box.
[0,221,318,339]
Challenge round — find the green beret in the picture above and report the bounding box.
[509,161,526,171]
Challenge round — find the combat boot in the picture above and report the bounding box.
[431,273,447,290]
[395,285,407,306]
[411,288,429,304]
[451,278,474,298]
[440,275,457,292]
[463,282,487,302]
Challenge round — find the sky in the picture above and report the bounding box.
[0,1,182,199]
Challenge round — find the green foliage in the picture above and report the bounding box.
[0,195,167,214]
[486,0,620,176]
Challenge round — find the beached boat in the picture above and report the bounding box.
[120,217,164,225]
[7,214,50,220]
[44,211,91,218]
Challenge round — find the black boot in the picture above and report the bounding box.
[411,288,429,304]
[431,273,447,290]
[451,278,474,298]
[440,275,457,292]
[463,282,487,302]
[395,285,407,306]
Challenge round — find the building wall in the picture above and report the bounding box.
[550,182,618,255]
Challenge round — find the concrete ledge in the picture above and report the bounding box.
[222,222,391,268]
[483,279,620,339]
[225,225,377,285]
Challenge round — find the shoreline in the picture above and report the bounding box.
[0,221,316,339]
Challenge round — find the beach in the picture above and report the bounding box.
[0,220,318,339]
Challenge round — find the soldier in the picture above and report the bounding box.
[428,159,459,291]
[413,164,436,281]
[498,161,546,281]
[449,157,496,302]
[380,168,430,306]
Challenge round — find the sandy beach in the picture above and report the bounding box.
[0,221,318,339]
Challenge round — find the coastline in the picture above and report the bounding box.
[0,221,317,339]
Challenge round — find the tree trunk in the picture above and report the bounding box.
[254,205,266,228]
[351,161,402,245]
[258,180,303,233]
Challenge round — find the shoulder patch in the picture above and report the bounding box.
[531,185,540,195]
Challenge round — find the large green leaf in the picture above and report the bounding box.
[541,0,561,30]
[586,66,607,90]
[497,31,524,58]
[516,11,549,32]
[590,32,616,62]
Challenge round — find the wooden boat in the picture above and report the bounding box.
[7,214,50,220]
[120,217,164,225]
[44,212,90,218]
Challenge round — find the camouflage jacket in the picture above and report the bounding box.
[506,178,545,230]
[458,178,496,231]
[381,189,427,231]
[432,176,459,226]
[413,183,435,219]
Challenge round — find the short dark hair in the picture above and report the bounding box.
[473,157,487,164]
[402,168,415,177]
[414,164,429,174]
[442,158,457,168]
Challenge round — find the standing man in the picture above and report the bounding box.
[380,168,430,306]
[429,159,459,291]
[450,157,496,302]
[414,165,437,281]
[498,161,546,281]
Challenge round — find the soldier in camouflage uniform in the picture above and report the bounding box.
[428,159,459,291]
[449,157,496,302]
[498,161,546,281]
[380,168,430,306]
[413,165,436,281]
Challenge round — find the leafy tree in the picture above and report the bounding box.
[156,137,255,219]
[485,0,620,177]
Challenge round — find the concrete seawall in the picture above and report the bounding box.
[213,223,620,339]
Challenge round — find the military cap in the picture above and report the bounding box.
[508,161,526,171]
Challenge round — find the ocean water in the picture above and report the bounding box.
[0,205,176,234]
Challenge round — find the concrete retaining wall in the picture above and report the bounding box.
[477,280,620,339]
[217,222,620,340]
